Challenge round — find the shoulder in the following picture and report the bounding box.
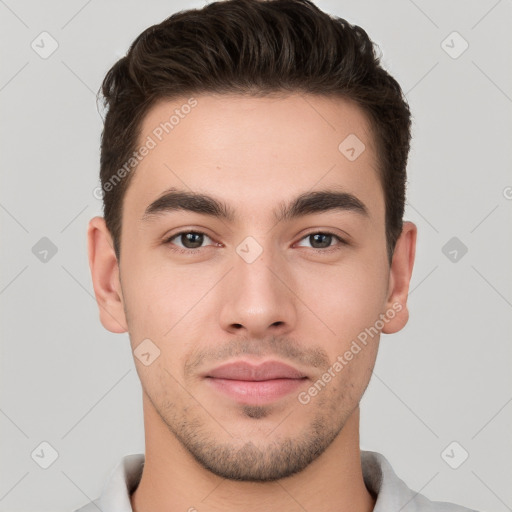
[406,491,479,512]
[361,450,480,512]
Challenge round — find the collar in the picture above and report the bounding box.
[78,450,473,512]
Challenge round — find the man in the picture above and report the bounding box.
[80,0,478,510]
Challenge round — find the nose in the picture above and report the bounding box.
[218,244,298,338]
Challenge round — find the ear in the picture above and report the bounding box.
[382,221,417,334]
[87,216,128,333]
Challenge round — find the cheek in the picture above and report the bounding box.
[119,271,169,352]
[121,263,222,374]
[121,247,191,325]
[295,258,388,341]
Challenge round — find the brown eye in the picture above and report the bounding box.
[178,232,205,249]
[296,231,347,251]
[164,231,214,252]
[309,233,332,249]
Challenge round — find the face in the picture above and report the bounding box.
[89,93,415,481]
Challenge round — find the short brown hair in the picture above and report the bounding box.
[98,0,411,263]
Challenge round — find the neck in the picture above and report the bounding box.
[131,393,375,512]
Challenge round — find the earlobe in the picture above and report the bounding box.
[87,216,128,333]
[382,221,417,334]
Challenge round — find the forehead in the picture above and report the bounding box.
[123,93,383,223]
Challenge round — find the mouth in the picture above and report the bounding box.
[203,360,308,405]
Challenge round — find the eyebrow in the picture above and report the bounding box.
[141,187,368,224]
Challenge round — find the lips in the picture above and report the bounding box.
[206,361,306,381]
[204,361,308,405]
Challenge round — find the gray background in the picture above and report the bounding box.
[1,1,511,511]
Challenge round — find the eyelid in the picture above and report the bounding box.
[298,227,349,241]
[294,230,348,249]
[163,229,218,249]
[164,228,349,253]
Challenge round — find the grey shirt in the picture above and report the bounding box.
[74,450,478,512]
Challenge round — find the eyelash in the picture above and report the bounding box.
[163,230,348,255]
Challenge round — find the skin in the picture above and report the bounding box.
[88,93,416,512]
